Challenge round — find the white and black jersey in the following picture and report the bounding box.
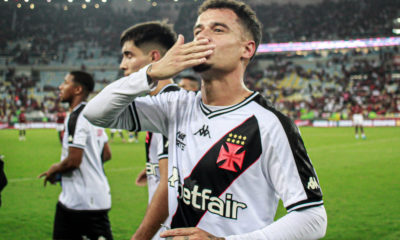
[143,84,180,240]
[60,102,111,211]
[144,84,180,203]
[84,66,325,238]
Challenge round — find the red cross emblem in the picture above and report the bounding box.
[216,142,246,172]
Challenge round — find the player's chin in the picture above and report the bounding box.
[193,63,212,73]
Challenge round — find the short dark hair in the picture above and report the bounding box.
[120,21,177,55]
[70,71,95,95]
[181,74,199,82]
[198,0,262,59]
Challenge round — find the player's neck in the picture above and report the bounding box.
[150,78,174,96]
[201,71,252,106]
[69,96,86,111]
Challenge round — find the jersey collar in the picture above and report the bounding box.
[71,101,87,113]
[200,92,259,119]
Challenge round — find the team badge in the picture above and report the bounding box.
[216,133,247,172]
[171,115,262,228]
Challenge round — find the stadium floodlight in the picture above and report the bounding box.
[85,0,91,3]
[95,3,99,8]
[47,0,51,3]
[24,0,29,2]
[30,3,34,9]
[393,29,400,35]
[4,0,8,2]
[17,3,21,8]
[101,0,107,2]
[152,2,157,6]
[82,3,87,9]
[68,0,73,3]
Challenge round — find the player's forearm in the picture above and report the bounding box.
[83,65,152,128]
[226,205,327,240]
[133,179,169,239]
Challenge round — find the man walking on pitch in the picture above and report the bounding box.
[119,21,180,240]
[84,0,327,239]
[39,71,113,240]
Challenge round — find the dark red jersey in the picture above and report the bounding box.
[56,112,66,124]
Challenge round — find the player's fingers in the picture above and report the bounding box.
[181,38,210,50]
[38,172,46,179]
[172,34,185,48]
[181,58,208,69]
[181,44,215,56]
[160,228,197,237]
[182,49,213,62]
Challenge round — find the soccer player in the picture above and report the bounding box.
[84,0,327,239]
[109,128,126,143]
[128,131,139,143]
[55,105,66,143]
[39,71,113,240]
[178,75,200,92]
[18,107,27,141]
[119,21,179,240]
[352,102,366,139]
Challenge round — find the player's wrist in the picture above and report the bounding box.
[146,64,159,84]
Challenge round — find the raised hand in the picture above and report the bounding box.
[147,34,215,81]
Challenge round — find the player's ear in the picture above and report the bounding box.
[150,50,161,62]
[74,85,83,95]
[242,40,256,61]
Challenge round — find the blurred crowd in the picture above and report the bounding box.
[246,47,400,120]
[1,0,400,124]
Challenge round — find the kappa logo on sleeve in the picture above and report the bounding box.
[68,135,73,143]
[307,177,320,190]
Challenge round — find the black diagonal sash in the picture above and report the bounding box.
[171,115,262,228]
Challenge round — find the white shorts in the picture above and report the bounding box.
[18,123,26,130]
[56,124,65,132]
[353,114,364,125]
[110,129,122,133]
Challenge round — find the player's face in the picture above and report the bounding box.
[120,41,151,76]
[179,78,199,91]
[59,74,77,104]
[193,8,249,73]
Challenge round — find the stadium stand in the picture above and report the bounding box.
[1,0,399,126]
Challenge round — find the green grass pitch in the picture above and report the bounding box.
[0,127,399,239]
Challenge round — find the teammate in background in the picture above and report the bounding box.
[39,71,113,240]
[352,102,366,139]
[55,105,67,143]
[128,131,139,143]
[84,0,327,239]
[18,107,27,141]
[120,21,179,240]
[110,128,126,143]
[0,154,7,207]
[178,75,200,92]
